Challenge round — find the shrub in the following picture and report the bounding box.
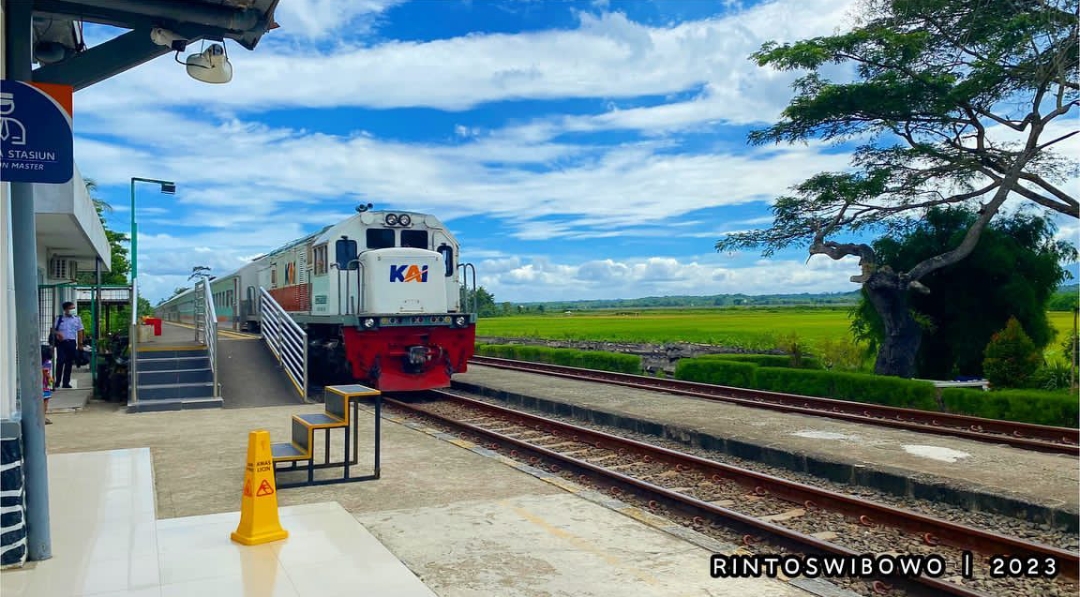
[473,344,641,374]
[774,331,805,368]
[1063,331,1079,368]
[754,367,834,397]
[941,388,1079,427]
[829,371,938,410]
[814,337,866,372]
[1029,361,1078,392]
[674,359,757,388]
[752,367,937,410]
[697,354,823,369]
[983,317,1043,388]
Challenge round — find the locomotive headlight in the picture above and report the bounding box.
[385,213,398,226]
[398,214,411,226]
[454,316,466,326]
[362,317,376,329]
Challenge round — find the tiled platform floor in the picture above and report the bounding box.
[0,449,436,597]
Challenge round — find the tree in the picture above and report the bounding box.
[75,177,130,286]
[464,286,498,317]
[851,206,1076,378]
[717,0,1078,377]
[983,316,1043,387]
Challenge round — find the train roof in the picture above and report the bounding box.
[253,225,333,261]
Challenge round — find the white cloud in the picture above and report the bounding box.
[477,253,864,302]
[270,0,408,40]
[73,107,850,243]
[74,0,856,128]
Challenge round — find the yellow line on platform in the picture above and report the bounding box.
[163,321,261,340]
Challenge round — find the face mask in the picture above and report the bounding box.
[66,309,75,316]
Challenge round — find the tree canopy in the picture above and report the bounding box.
[851,206,1076,379]
[717,0,1078,377]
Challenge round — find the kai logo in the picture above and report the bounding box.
[390,264,428,283]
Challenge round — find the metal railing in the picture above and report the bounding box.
[259,286,308,399]
[129,277,139,405]
[195,278,220,398]
[458,262,477,313]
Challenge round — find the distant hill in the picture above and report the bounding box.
[518,290,863,311]
[514,284,1078,312]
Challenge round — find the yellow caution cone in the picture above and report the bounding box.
[231,430,288,545]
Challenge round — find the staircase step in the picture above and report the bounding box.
[127,397,223,413]
[139,369,212,385]
[138,357,209,371]
[138,382,215,401]
[271,442,310,462]
[136,349,207,359]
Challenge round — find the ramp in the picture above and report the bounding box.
[218,337,306,409]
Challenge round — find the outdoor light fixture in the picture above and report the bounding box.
[185,43,233,84]
[130,177,178,282]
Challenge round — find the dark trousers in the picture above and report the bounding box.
[56,340,77,388]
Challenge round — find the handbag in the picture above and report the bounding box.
[48,316,62,346]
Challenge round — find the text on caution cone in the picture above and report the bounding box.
[231,430,288,545]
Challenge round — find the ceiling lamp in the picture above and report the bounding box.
[185,43,232,84]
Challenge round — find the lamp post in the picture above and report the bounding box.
[129,178,176,282]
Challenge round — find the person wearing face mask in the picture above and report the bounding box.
[52,301,84,390]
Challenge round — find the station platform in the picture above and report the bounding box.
[452,365,1080,530]
[0,449,438,597]
[23,397,841,597]
[137,321,204,351]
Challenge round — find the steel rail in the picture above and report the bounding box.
[468,356,1080,456]
[387,391,1078,592]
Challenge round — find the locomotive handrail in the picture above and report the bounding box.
[336,257,366,315]
[258,286,308,400]
[458,262,476,313]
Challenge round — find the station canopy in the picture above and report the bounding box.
[29,0,281,91]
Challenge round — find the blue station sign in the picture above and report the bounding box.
[0,80,74,184]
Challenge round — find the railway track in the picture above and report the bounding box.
[387,391,1079,597]
[468,356,1080,456]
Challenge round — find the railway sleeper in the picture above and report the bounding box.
[760,508,808,522]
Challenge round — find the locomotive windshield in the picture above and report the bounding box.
[366,229,394,249]
[401,230,428,249]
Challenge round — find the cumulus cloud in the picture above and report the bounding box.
[271,0,408,40]
[74,0,856,125]
[476,253,865,302]
[74,105,851,249]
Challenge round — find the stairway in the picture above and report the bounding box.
[127,348,223,412]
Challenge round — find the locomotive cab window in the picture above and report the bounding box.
[313,244,328,275]
[437,244,454,276]
[401,230,428,249]
[366,229,395,249]
[335,238,358,270]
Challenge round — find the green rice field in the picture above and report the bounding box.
[477,308,1078,359]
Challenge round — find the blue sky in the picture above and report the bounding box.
[73,0,1078,305]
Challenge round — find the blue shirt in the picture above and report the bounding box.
[55,314,83,341]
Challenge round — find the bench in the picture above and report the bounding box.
[270,384,382,488]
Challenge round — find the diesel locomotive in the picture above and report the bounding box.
[156,207,477,391]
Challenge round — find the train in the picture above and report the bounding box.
[155,206,478,392]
